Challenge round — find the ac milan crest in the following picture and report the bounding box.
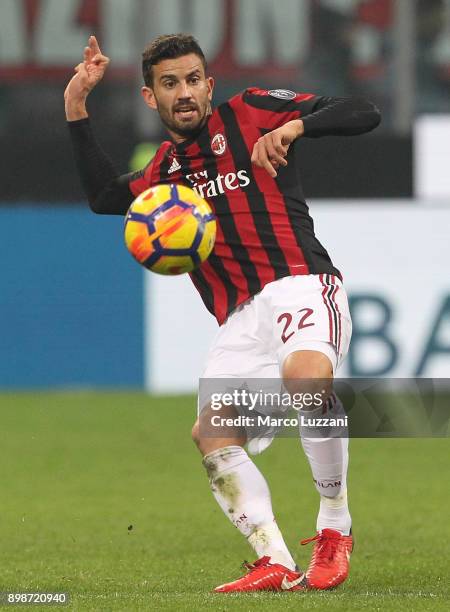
[211,133,227,156]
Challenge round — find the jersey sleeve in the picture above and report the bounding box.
[300,96,381,137]
[90,166,153,215]
[67,118,153,215]
[128,162,154,197]
[241,87,321,130]
[241,88,381,137]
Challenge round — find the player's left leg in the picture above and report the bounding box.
[264,274,353,589]
[282,349,353,590]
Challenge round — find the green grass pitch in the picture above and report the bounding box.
[0,392,448,610]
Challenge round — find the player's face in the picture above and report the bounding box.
[142,53,214,143]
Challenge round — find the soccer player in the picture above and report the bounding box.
[65,34,380,593]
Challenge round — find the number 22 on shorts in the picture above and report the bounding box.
[277,308,314,344]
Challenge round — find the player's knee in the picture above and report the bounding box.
[282,350,333,380]
[282,350,333,407]
[191,420,201,446]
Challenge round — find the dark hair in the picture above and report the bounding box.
[142,34,207,87]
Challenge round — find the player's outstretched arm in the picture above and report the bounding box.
[64,35,110,121]
[251,96,381,177]
[299,96,381,138]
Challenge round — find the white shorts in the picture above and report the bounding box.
[202,274,352,379]
[199,274,352,454]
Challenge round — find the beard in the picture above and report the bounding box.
[157,99,211,139]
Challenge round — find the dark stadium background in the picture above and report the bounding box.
[0,2,449,609]
[3,0,448,389]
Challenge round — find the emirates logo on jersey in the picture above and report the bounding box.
[186,169,250,199]
[211,132,227,156]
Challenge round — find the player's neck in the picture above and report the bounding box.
[169,129,191,145]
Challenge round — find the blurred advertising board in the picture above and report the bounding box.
[146,202,450,391]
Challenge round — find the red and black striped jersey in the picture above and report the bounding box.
[130,89,342,324]
[68,88,380,324]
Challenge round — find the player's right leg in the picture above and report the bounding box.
[192,403,307,592]
[193,299,306,592]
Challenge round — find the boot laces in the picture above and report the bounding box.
[301,532,341,567]
[242,556,272,572]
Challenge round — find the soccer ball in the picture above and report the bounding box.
[124,184,216,275]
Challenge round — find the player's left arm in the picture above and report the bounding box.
[299,96,381,138]
[251,96,381,178]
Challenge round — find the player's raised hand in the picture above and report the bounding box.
[64,36,110,121]
[251,120,304,178]
[82,36,110,89]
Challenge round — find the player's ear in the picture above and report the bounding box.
[142,86,157,110]
[206,76,214,101]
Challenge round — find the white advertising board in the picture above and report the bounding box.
[145,202,450,392]
[415,115,450,199]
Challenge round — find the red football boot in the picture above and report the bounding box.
[214,556,308,593]
[301,528,353,590]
